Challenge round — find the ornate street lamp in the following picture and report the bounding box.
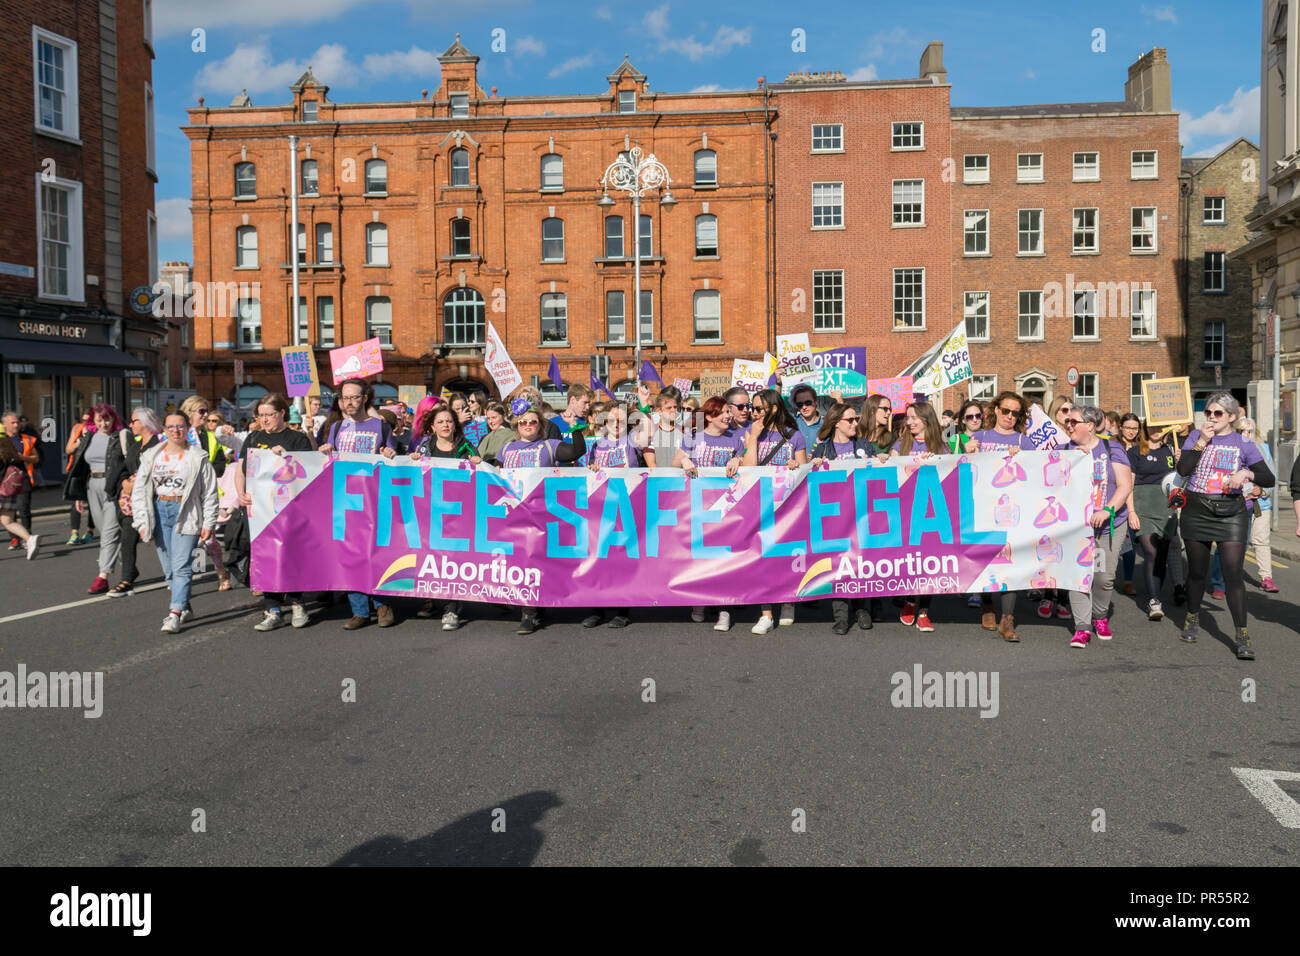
[598,146,674,387]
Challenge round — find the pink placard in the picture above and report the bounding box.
[866,374,914,409]
[672,377,694,394]
[329,338,384,385]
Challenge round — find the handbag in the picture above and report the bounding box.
[0,464,26,497]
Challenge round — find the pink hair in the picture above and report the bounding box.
[408,395,439,443]
[89,403,125,432]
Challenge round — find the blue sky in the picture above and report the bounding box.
[152,0,1261,263]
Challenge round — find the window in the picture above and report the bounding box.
[1131,372,1155,415]
[1131,207,1157,251]
[1131,289,1156,338]
[1073,290,1097,339]
[1131,150,1157,179]
[1203,251,1226,292]
[604,216,624,258]
[450,93,469,118]
[812,182,843,228]
[366,222,388,265]
[1073,373,1097,406]
[317,296,335,347]
[618,90,636,114]
[606,290,626,342]
[450,148,469,186]
[33,27,78,139]
[1204,320,1225,363]
[365,159,387,194]
[366,296,392,346]
[302,99,317,122]
[541,293,567,343]
[296,224,307,264]
[301,159,318,195]
[235,162,256,197]
[969,375,997,402]
[147,211,158,286]
[1018,209,1043,254]
[893,268,925,329]
[1072,208,1098,252]
[541,218,564,261]
[1073,151,1099,180]
[541,153,563,190]
[892,179,923,225]
[892,121,923,149]
[315,223,333,263]
[813,270,844,331]
[963,155,989,184]
[694,214,718,256]
[964,291,989,340]
[638,214,652,259]
[637,290,653,342]
[235,226,257,267]
[144,83,156,173]
[296,296,308,345]
[236,298,261,348]
[182,360,190,389]
[451,218,471,257]
[1017,153,1043,182]
[694,149,717,187]
[36,178,83,300]
[1203,196,1226,223]
[963,210,989,254]
[442,288,484,345]
[693,290,721,341]
[812,124,843,152]
[1018,290,1043,340]
[143,0,153,49]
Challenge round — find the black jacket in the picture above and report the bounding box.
[63,428,116,501]
[106,431,160,499]
[812,436,879,460]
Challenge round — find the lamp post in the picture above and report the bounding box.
[598,146,674,389]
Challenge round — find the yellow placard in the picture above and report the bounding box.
[1141,376,1193,428]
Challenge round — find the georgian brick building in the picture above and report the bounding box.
[185,37,773,406]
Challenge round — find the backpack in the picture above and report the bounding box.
[1,464,27,497]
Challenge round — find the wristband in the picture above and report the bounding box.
[1103,505,1116,538]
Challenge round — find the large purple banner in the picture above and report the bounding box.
[246,450,1097,606]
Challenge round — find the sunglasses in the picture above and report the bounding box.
[997,407,1021,416]
[1206,409,1228,418]
[518,419,541,427]
[1064,419,1085,427]
[842,415,859,423]
[206,417,221,424]
[796,399,816,408]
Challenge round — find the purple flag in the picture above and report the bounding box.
[548,354,563,390]
[639,360,664,386]
[590,373,614,401]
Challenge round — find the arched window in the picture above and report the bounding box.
[694,149,716,187]
[300,159,318,194]
[450,148,469,186]
[234,161,256,197]
[695,214,717,256]
[541,153,563,190]
[235,226,257,267]
[542,218,564,261]
[366,222,388,265]
[443,288,484,345]
[365,158,387,194]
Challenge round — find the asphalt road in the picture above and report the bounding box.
[2,508,1298,866]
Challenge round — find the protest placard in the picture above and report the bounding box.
[866,374,914,409]
[1026,404,1068,449]
[732,358,768,394]
[1141,377,1193,428]
[810,346,867,395]
[775,333,816,386]
[397,385,426,411]
[672,377,694,395]
[699,369,731,399]
[280,345,320,398]
[329,338,384,385]
[898,322,973,395]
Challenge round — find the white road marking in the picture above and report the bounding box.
[1231,767,1300,828]
[0,573,217,624]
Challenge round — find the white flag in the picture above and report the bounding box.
[484,322,523,397]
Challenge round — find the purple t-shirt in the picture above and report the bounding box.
[590,435,643,469]
[329,417,395,455]
[1069,437,1130,527]
[500,438,564,469]
[681,430,746,468]
[755,427,805,466]
[972,429,1035,454]
[1182,430,1264,495]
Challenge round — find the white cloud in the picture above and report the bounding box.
[156,198,193,243]
[865,26,922,60]
[1022,69,1037,81]
[1179,86,1259,148]
[361,46,441,81]
[642,5,752,62]
[548,54,596,79]
[594,4,612,19]
[690,84,723,93]
[194,41,361,99]
[846,65,878,82]
[1142,4,1178,24]
[156,0,368,35]
[514,35,546,57]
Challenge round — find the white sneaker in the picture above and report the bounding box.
[752,615,776,635]
[179,605,194,625]
[778,603,795,626]
[1147,599,1164,621]
[441,610,460,631]
[160,612,182,634]
[24,535,39,561]
[967,594,981,608]
[713,610,732,632]
[255,609,285,631]
[690,606,706,623]
[290,603,310,628]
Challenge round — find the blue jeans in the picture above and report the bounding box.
[153,498,198,613]
[347,592,386,617]
[1210,549,1225,592]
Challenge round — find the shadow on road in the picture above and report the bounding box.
[329,791,562,866]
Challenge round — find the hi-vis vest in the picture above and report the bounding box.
[19,434,37,480]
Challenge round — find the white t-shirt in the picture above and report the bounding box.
[151,448,191,496]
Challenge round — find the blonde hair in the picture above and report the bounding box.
[180,395,209,419]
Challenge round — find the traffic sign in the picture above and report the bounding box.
[1066,366,1079,387]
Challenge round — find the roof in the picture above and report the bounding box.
[1182,136,1259,170]
[440,34,477,60]
[1181,157,1211,175]
[952,100,1141,117]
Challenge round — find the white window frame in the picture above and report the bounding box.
[146,210,158,285]
[964,291,990,341]
[969,375,997,402]
[236,298,261,349]
[1073,151,1100,181]
[33,26,79,141]
[235,225,258,268]
[1017,208,1043,254]
[606,290,626,343]
[811,123,843,152]
[1072,290,1098,340]
[893,267,925,330]
[812,270,844,332]
[1130,372,1156,415]
[1017,290,1043,341]
[618,90,636,114]
[541,217,565,262]
[694,149,717,187]
[144,82,156,175]
[1130,206,1157,252]
[315,222,333,263]
[693,289,721,342]
[1203,196,1226,224]
[1073,372,1098,406]
[366,222,389,265]
[366,296,393,347]
[1017,153,1043,182]
[1130,289,1157,339]
[316,295,335,348]
[811,182,843,229]
[637,289,653,343]
[694,214,718,257]
[364,158,387,195]
[450,93,470,118]
[450,218,471,258]
[1072,207,1098,252]
[963,154,990,184]
[541,153,563,191]
[963,209,989,255]
[295,296,308,346]
[891,121,924,150]
[541,292,568,344]
[1203,251,1226,292]
[34,174,84,302]
[1131,150,1158,179]
[296,223,307,264]
[301,159,319,195]
[891,179,924,227]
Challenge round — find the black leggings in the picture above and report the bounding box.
[1185,539,1247,628]
[1135,533,1171,599]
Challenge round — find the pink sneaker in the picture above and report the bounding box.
[1092,617,1113,640]
[1037,599,1054,619]
[1261,577,1279,593]
[1070,630,1090,648]
[1056,603,1072,620]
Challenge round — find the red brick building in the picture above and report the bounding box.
[185,37,773,406]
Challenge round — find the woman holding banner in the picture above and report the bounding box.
[812,403,879,634]
[1064,406,1134,649]
[1126,420,1179,621]
[1175,393,1274,660]
[888,403,948,632]
[580,403,642,630]
[948,399,984,454]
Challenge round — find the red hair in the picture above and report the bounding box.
[700,396,727,423]
[89,403,125,432]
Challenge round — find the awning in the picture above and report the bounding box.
[0,338,148,377]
